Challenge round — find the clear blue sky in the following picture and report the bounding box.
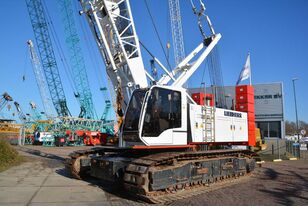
[0,0,307,123]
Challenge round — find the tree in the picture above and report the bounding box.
[285,120,308,136]
[285,120,296,135]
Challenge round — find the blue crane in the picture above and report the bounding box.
[99,87,113,135]
[13,102,28,123]
[57,0,96,119]
[25,0,70,117]
[29,101,43,121]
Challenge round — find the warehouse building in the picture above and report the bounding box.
[189,82,285,138]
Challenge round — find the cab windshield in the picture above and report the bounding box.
[122,89,147,142]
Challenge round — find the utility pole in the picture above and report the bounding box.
[292,78,299,142]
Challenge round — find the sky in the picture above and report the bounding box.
[0,0,307,123]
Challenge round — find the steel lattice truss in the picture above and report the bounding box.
[27,40,55,118]
[25,0,70,117]
[58,0,96,119]
[168,0,185,66]
[80,0,148,108]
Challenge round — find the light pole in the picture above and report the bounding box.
[292,78,299,142]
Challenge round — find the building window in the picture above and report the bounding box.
[256,121,281,138]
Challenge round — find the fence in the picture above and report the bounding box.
[258,138,308,160]
[286,140,301,158]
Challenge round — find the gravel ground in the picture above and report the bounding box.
[9,145,308,206]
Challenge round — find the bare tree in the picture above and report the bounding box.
[285,120,308,135]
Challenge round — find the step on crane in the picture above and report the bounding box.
[25,0,70,117]
[66,0,257,202]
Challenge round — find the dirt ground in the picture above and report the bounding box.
[4,145,308,206]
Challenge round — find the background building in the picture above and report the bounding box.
[189,82,285,138]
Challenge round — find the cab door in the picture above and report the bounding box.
[139,86,186,145]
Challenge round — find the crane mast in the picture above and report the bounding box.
[27,40,54,118]
[168,0,185,66]
[25,0,70,117]
[79,0,148,110]
[58,0,96,119]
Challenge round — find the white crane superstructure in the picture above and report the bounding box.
[79,0,247,147]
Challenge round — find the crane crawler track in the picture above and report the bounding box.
[123,149,256,203]
[65,148,256,203]
[135,173,253,204]
[65,148,103,179]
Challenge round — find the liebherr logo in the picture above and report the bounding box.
[224,111,242,118]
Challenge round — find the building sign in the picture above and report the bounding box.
[254,83,284,120]
[254,94,282,99]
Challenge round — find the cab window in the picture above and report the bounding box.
[142,87,181,137]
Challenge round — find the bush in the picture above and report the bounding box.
[0,140,22,172]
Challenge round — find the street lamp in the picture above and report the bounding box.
[292,78,299,142]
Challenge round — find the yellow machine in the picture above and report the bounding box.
[254,128,267,151]
[0,119,22,143]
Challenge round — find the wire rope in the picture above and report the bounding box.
[143,0,172,71]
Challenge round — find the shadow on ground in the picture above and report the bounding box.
[55,167,148,204]
[17,146,65,162]
[258,166,308,205]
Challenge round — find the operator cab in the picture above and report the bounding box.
[121,85,188,147]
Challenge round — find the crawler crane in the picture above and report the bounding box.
[66,0,257,202]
